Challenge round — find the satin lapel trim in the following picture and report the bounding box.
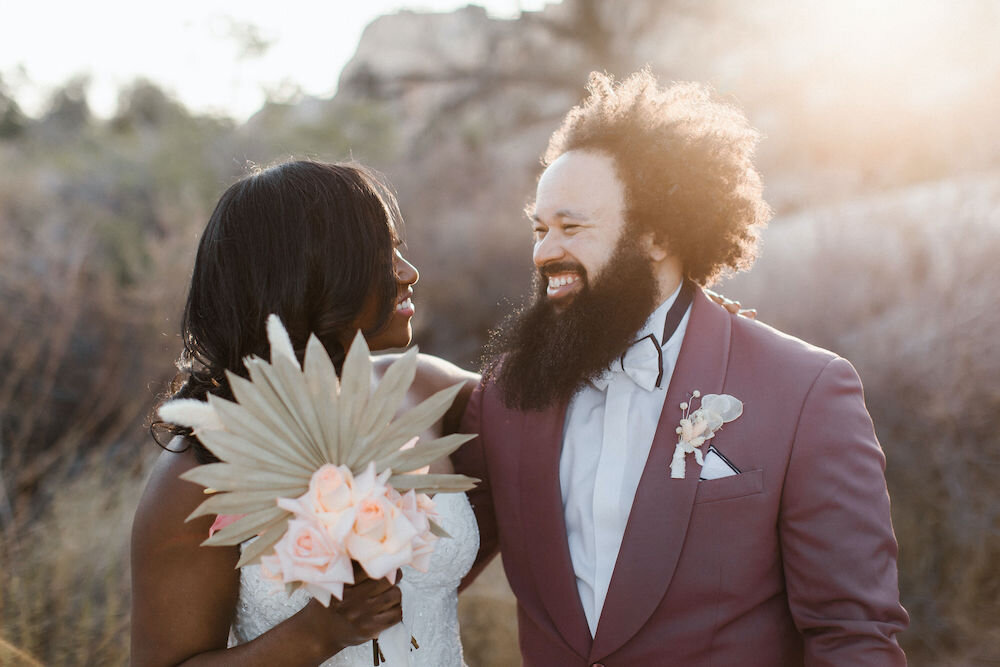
[519,401,593,659]
[590,289,733,661]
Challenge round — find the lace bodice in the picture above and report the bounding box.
[229,492,479,666]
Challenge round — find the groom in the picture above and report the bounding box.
[453,71,908,666]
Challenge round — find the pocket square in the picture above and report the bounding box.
[699,445,741,481]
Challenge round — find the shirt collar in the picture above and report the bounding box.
[634,280,684,348]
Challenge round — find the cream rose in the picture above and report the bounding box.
[394,490,439,572]
[261,516,354,606]
[346,493,420,583]
[308,463,354,514]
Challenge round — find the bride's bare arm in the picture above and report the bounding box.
[130,446,402,666]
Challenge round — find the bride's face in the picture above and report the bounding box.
[353,248,420,351]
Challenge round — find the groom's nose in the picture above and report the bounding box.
[533,231,565,268]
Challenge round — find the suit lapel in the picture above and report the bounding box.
[590,288,733,661]
[519,401,593,659]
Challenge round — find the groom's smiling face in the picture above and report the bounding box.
[485,148,664,410]
[530,150,629,310]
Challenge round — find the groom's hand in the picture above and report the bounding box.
[298,565,404,656]
[706,288,757,319]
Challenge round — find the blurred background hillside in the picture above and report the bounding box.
[1,0,998,664]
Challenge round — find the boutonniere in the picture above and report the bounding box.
[671,390,743,479]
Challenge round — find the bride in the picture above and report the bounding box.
[131,160,480,666]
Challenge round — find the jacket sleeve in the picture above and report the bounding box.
[780,357,909,666]
[451,381,500,590]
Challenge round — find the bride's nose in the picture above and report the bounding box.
[395,253,419,286]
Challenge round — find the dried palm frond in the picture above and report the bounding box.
[159,315,478,567]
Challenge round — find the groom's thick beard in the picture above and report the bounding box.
[484,235,660,411]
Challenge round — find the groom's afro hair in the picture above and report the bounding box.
[543,69,771,286]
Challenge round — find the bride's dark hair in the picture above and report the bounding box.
[152,160,403,462]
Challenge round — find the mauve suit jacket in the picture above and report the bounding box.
[453,287,908,666]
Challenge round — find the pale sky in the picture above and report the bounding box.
[0,0,554,121]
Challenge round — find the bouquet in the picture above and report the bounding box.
[159,315,478,665]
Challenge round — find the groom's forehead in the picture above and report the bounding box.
[535,151,625,211]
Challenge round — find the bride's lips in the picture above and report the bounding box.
[395,294,415,317]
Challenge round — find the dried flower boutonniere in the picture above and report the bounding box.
[671,390,743,479]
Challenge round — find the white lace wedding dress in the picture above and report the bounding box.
[228,492,479,666]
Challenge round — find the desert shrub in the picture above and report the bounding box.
[722,173,1000,664]
[0,90,212,663]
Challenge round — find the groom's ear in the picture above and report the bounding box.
[642,232,670,262]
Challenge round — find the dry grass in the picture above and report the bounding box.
[458,560,520,666]
[0,450,150,665]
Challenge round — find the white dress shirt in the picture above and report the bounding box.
[559,283,691,636]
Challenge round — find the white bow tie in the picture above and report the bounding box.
[592,334,664,393]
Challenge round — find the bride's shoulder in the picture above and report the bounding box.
[373,352,479,394]
[131,436,240,598]
[133,439,217,545]
[373,352,480,434]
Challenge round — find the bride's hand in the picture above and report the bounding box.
[298,566,404,656]
[133,448,405,666]
[705,288,757,319]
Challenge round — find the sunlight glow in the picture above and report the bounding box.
[777,0,987,107]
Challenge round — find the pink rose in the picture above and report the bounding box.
[261,515,354,606]
[407,532,436,573]
[399,491,439,572]
[349,462,391,505]
[308,464,354,514]
[277,465,357,543]
[394,490,432,534]
[346,493,419,583]
[416,492,436,516]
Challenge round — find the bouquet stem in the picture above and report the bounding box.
[371,635,419,664]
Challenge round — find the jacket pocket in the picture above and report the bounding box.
[693,468,763,504]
